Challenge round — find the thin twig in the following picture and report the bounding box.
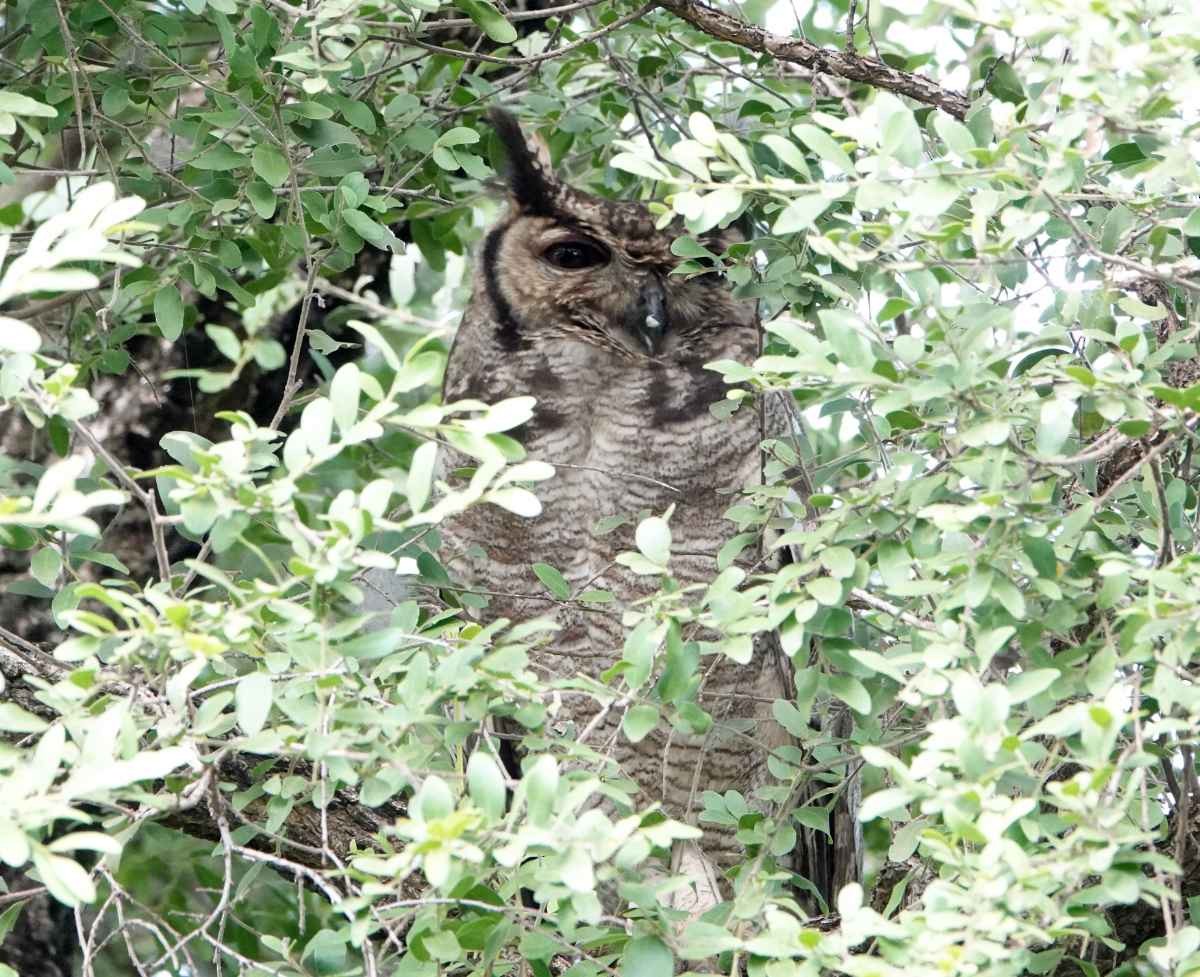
[360,0,606,32]
[371,2,654,66]
[69,420,173,586]
[849,587,936,631]
[1150,459,1174,568]
[1174,743,1193,930]
[268,256,324,431]
[1094,422,1197,510]
[0,886,48,908]
[1047,193,1200,296]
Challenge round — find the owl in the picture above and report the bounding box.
[366,110,855,912]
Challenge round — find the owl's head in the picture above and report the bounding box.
[479,110,757,363]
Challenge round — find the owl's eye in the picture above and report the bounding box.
[542,240,609,270]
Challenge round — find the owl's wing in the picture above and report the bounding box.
[761,390,863,912]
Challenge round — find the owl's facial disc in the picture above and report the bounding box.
[484,111,758,361]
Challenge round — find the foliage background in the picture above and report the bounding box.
[1,0,1199,975]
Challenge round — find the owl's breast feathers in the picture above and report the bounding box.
[426,109,813,906]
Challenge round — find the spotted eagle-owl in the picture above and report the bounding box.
[367,110,853,910]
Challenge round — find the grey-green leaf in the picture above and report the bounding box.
[532,562,570,599]
[622,704,659,743]
[828,675,871,714]
[622,936,673,977]
[154,286,184,341]
[235,672,273,737]
[453,0,517,43]
[467,752,507,820]
[252,143,290,187]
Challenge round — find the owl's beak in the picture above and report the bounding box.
[626,279,669,354]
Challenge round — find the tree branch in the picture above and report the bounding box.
[654,0,971,119]
[0,648,421,902]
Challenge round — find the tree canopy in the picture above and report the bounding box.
[1,0,1199,976]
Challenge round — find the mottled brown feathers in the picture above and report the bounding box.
[368,111,848,913]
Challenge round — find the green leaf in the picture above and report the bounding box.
[301,397,333,452]
[532,562,570,599]
[189,143,248,171]
[962,418,1010,447]
[879,95,922,167]
[31,848,95,907]
[792,123,855,176]
[679,922,740,960]
[622,936,673,977]
[622,704,659,743]
[828,675,871,713]
[613,152,673,181]
[986,59,1026,104]
[894,334,924,364]
[818,309,873,369]
[246,180,277,219]
[308,328,351,355]
[0,703,49,733]
[1037,398,1075,456]
[206,324,242,362]
[154,286,184,341]
[252,143,290,187]
[1117,295,1167,321]
[0,318,40,353]
[761,134,810,177]
[1101,205,1134,253]
[635,516,671,567]
[303,929,351,972]
[773,195,830,235]
[525,755,558,826]
[343,209,401,252]
[340,99,377,134]
[0,821,30,866]
[578,589,613,602]
[889,816,929,861]
[879,297,913,322]
[413,775,454,822]
[436,126,481,149]
[452,0,517,43]
[487,487,541,517]
[30,547,62,589]
[235,672,273,736]
[934,114,977,158]
[807,576,843,606]
[0,91,57,117]
[820,546,856,579]
[1007,669,1059,704]
[467,752,506,820]
[1022,537,1057,578]
[329,363,361,434]
[0,902,24,946]
[772,698,810,737]
[406,441,437,513]
[793,805,829,835]
[859,787,911,822]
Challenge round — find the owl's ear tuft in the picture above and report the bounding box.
[488,109,557,216]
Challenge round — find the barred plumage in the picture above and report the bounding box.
[367,109,853,912]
